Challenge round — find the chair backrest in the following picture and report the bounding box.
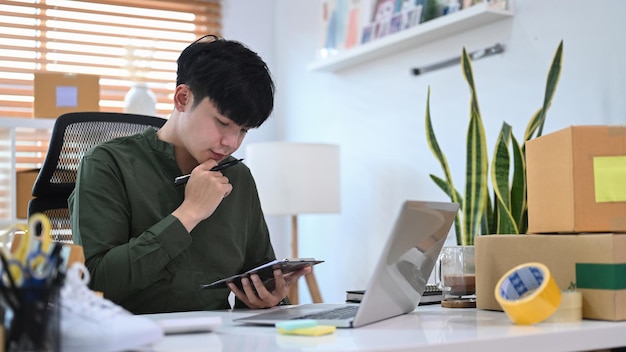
[28,111,167,243]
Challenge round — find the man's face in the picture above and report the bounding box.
[181,93,248,164]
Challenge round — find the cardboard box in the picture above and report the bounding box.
[475,234,626,321]
[34,73,100,118]
[526,125,626,233]
[16,169,39,219]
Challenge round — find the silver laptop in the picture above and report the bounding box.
[234,200,459,328]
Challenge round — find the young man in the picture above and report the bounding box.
[69,35,310,314]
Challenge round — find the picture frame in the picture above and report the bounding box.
[361,23,375,44]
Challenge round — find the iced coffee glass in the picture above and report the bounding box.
[435,246,476,308]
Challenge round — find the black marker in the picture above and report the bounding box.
[174,158,243,185]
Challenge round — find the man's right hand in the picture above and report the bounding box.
[172,160,233,232]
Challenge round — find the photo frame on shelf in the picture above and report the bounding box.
[361,23,375,44]
[389,14,403,34]
[405,6,423,29]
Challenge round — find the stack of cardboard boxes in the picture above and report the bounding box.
[15,73,100,219]
[475,125,626,321]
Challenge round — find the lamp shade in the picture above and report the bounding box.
[246,142,340,215]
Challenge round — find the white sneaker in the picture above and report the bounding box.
[60,262,164,352]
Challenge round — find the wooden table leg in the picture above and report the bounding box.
[288,280,299,304]
[305,270,323,303]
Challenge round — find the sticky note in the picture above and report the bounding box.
[593,156,626,202]
[277,325,336,336]
[275,319,317,331]
[56,86,78,107]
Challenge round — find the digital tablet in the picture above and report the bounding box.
[200,258,324,290]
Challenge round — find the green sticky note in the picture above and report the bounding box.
[593,156,626,202]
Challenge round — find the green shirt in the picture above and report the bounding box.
[69,127,276,314]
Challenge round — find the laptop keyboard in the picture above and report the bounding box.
[294,305,359,320]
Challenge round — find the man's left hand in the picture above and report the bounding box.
[228,266,312,308]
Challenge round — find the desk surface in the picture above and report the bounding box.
[144,305,626,352]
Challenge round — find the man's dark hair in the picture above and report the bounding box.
[176,35,275,128]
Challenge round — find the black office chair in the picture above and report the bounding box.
[28,111,167,243]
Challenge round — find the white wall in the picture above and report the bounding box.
[223,0,626,304]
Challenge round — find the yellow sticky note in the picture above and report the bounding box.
[277,325,336,336]
[593,156,626,202]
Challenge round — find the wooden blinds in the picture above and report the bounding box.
[0,0,222,119]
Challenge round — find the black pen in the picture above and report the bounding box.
[174,158,244,185]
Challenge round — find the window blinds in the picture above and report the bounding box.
[0,0,222,119]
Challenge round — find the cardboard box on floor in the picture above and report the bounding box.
[526,125,626,233]
[16,169,39,219]
[475,234,626,321]
[33,72,100,118]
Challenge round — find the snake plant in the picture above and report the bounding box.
[425,40,563,245]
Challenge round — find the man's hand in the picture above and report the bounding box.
[172,160,233,232]
[229,266,313,309]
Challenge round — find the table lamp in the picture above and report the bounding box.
[245,142,340,304]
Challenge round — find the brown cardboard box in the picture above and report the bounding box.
[526,125,626,233]
[475,234,626,321]
[16,169,39,219]
[34,72,100,118]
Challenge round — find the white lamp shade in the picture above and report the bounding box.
[246,142,340,215]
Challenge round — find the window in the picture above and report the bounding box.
[0,0,221,220]
[0,0,222,119]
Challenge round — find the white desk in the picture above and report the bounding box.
[145,305,626,352]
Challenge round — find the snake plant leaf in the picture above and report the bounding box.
[524,40,564,142]
[430,174,463,244]
[461,48,487,245]
[482,191,494,235]
[429,174,463,208]
[523,108,543,150]
[462,48,481,117]
[464,109,488,244]
[425,87,461,207]
[536,40,563,136]
[492,123,511,204]
[491,123,518,234]
[509,133,527,232]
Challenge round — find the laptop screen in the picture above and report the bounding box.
[353,200,458,327]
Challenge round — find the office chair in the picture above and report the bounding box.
[28,111,167,244]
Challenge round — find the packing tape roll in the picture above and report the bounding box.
[495,262,562,325]
[544,291,583,323]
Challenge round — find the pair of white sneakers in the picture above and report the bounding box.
[60,262,164,352]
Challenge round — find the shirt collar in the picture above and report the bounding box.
[142,126,174,157]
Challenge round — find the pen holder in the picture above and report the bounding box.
[3,283,61,352]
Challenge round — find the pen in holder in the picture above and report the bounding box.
[5,280,63,351]
[1,220,65,352]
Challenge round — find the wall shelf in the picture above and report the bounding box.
[308,1,513,73]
